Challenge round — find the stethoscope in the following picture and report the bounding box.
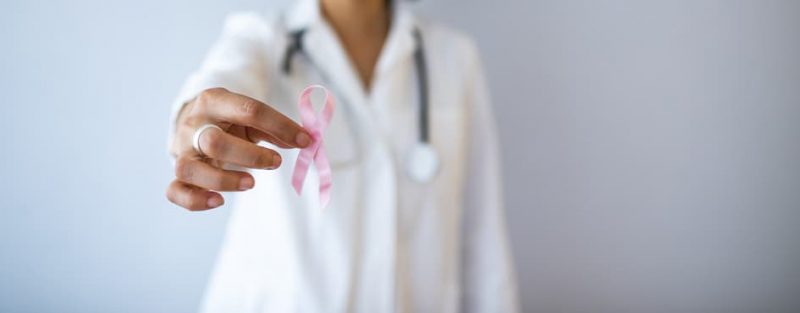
[281,26,440,183]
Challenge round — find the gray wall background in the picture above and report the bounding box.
[1,0,799,312]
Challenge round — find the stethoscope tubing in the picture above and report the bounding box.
[281,23,439,182]
[282,27,431,145]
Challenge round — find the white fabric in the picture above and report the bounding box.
[170,0,519,312]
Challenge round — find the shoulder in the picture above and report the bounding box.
[417,17,482,69]
[209,11,291,65]
[217,11,281,43]
[415,16,486,100]
[416,16,484,85]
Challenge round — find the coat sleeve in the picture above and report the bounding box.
[460,40,521,313]
[167,12,273,155]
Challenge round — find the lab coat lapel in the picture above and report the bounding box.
[285,0,366,111]
[304,26,368,109]
[374,7,416,80]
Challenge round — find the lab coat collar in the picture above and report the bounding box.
[375,5,416,76]
[284,0,321,32]
[284,0,418,79]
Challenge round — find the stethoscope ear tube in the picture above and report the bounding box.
[282,29,306,75]
[412,28,429,144]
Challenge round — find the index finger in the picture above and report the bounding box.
[196,88,312,148]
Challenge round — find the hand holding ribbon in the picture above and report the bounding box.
[292,85,335,208]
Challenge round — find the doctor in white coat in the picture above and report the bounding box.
[166,0,518,311]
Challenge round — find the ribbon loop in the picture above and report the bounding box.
[291,85,335,208]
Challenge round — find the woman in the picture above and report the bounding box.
[166,0,518,311]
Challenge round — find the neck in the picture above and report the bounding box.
[320,0,390,33]
[319,0,391,91]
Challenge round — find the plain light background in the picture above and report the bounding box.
[2,0,799,312]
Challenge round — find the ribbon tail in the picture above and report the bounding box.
[314,144,333,208]
[292,145,317,195]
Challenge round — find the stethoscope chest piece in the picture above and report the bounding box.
[406,143,439,183]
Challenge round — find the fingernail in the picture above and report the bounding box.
[207,195,224,208]
[239,176,254,190]
[296,132,312,147]
[272,154,282,168]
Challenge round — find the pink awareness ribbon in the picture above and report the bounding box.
[292,85,335,208]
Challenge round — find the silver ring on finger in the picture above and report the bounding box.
[192,124,223,157]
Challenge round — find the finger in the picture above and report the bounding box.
[175,156,256,192]
[166,180,224,211]
[224,125,293,149]
[198,126,283,169]
[196,88,312,148]
[246,127,294,149]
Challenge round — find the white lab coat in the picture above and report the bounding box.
[169,0,518,312]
